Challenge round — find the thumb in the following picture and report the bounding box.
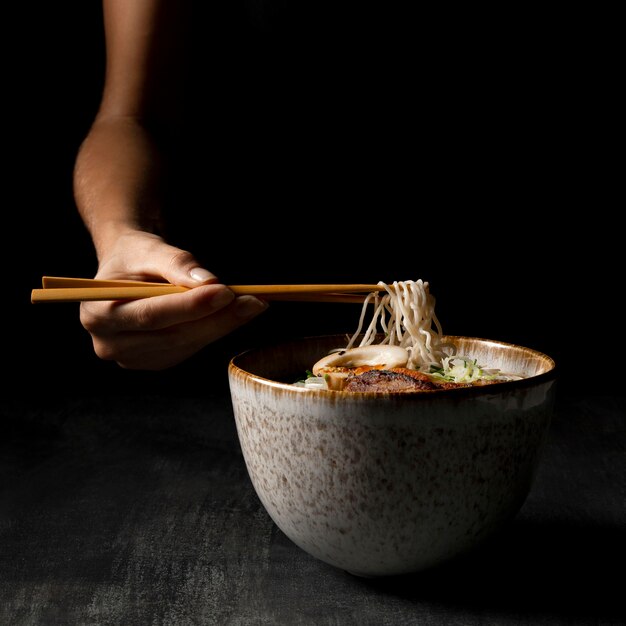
[147,243,218,288]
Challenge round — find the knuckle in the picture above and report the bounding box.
[80,304,107,333]
[91,338,117,362]
[167,248,195,272]
[132,303,157,329]
[92,339,142,370]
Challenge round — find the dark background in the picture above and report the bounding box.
[9,3,621,397]
[2,6,623,624]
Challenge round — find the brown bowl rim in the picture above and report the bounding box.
[228,334,557,399]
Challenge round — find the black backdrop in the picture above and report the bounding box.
[10,3,621,397]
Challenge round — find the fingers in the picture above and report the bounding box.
[96,232,217,288]
[81,289,268,370]
[81,284,234,334]
[90,295,268,370]
[157,246,217,288]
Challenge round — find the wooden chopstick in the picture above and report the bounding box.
[42,276,167,288]
[40,276,380,293]
[230,284,380,296]
[261,293,371,304]
[31,277,382,304]
[31,287,371,304]
[32,285,187,302]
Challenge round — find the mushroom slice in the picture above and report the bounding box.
[312,345,409,376]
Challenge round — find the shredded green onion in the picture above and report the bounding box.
[429,357,501,383]
[293,370,329,390]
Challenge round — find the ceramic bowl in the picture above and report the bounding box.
[228,335,556,577]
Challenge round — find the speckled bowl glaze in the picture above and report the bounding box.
[228,335,556,577]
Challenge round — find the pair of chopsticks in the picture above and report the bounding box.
[31,277,382,304]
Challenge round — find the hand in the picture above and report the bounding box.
[80,231,267,369]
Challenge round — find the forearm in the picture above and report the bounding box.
[73,114,166,260]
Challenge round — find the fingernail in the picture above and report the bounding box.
[190,267,216,283]
[235,296,268,319]
[211,288,235,309]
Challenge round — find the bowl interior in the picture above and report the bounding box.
[230,334,556,388]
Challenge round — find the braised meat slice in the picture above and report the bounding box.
[343,369,440,392]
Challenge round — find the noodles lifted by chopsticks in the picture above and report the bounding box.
[345,280,452,371]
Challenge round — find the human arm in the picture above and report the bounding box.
[74,0,266,370]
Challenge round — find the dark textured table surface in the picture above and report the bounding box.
[1,382,624,625]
